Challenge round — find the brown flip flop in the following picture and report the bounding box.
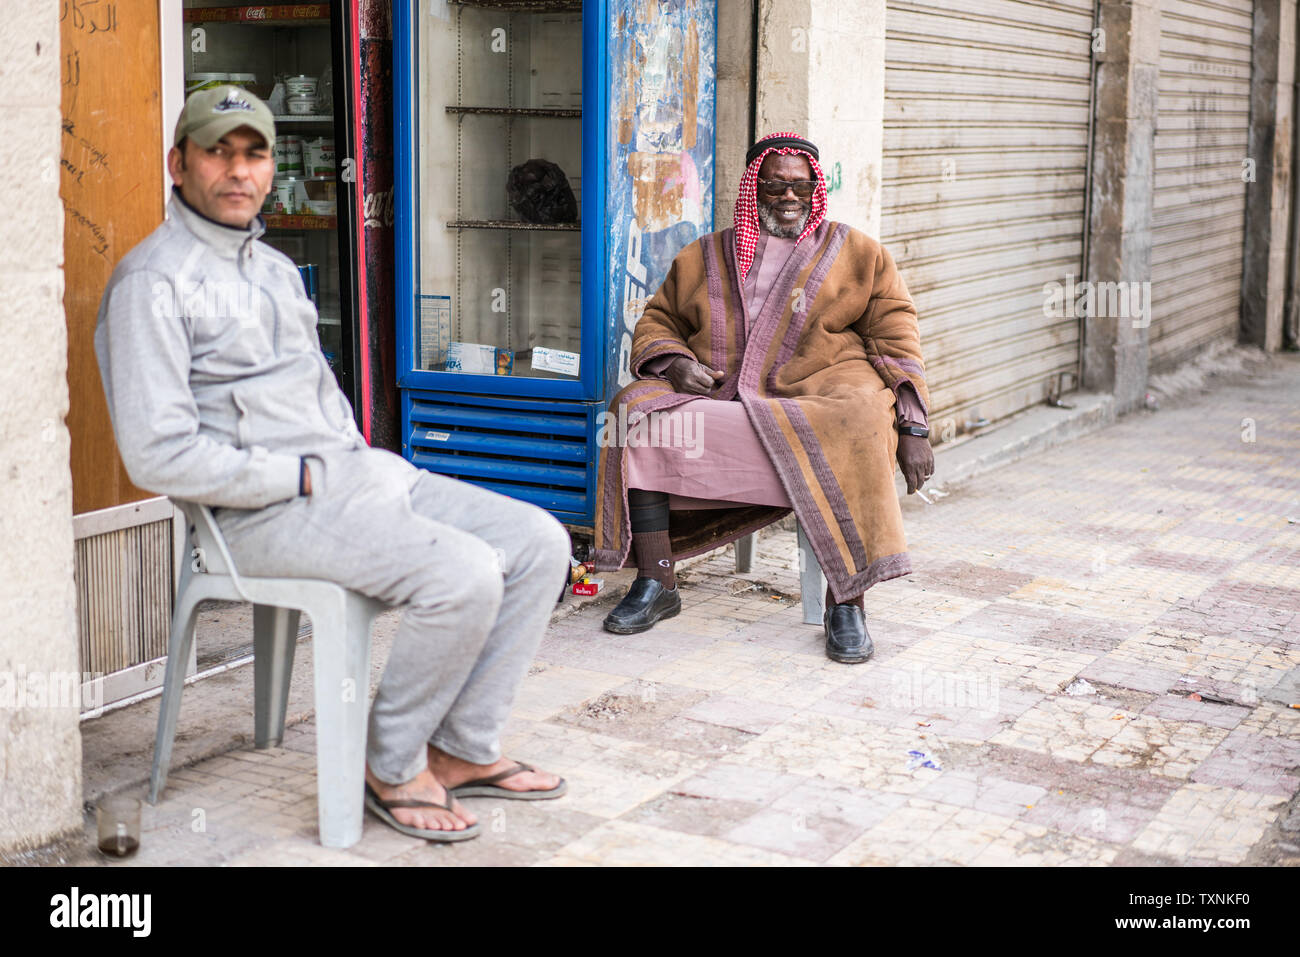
[448,762,568,801]
[364,782,482,841]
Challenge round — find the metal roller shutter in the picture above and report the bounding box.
[882,0,1095,434]
[1150,0,1253,371]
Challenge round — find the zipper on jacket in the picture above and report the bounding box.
[242,242,282,358]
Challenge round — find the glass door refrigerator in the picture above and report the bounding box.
[182,1,363,413]
[394,0,717,533]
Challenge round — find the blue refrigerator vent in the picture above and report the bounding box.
[403,390,602,526]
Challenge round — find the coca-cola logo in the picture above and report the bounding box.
[245,7,268,19]
[364,187,394,229]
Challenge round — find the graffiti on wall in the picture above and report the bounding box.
[605,0,716,399]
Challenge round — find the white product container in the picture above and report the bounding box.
[286,94,317,116]
[270,177,299,215]
[302,198,337,216]
[284,75,317,97]
[227,73,257,89]
[273,135,303,175]
[185,72,228,93]
[302,137,336,178]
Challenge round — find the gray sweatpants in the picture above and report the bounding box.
[215,447,570,785]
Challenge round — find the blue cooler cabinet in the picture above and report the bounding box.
[394,0,717,529]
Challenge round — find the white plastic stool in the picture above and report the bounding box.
[734,521,825,625]
[149,500,387,849]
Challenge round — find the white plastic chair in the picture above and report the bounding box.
[734,521,825,624]
[149,499,387,849]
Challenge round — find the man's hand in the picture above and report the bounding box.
[896,433,934,494]
[664,356,725,395]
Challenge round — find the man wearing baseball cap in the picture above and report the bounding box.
[166,84,279,228]
[94,87,570,844]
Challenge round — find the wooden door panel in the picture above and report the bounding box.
[61,0,164,514]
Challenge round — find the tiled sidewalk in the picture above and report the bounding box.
[70,358,1300,866]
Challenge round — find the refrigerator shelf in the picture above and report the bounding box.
[446,106,580,118]
[183,4,330,25]
[264,213,338,230]
[447,220,581,231]
[273,114,335,122]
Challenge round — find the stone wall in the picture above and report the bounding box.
[0,1,83,853]
[756,0,886,238]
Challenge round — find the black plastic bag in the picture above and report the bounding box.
[507,159,578,225]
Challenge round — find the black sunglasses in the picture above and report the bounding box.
[757,178,818,199]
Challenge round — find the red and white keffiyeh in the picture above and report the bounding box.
[733,131,829,281]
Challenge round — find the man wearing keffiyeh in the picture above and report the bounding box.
[594,133,933,663]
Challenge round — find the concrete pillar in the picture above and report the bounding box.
[755,0,886,237]
[1241,0,1297,352]
[0,1,83,853]
[714,0,754,230]
[1083,0,1160,414]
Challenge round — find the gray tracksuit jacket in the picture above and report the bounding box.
[94,190,364,509]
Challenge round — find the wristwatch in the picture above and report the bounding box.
[897,424,930,438]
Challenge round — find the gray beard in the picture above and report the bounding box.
[758,203,809,238]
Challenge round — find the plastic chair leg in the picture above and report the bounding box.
[253,604,301,749]
[734,533,755,573]
[148,578,203,805]
[310,593,376,849]
[796,520,826,626]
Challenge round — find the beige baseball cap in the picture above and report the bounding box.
[173,85,276,150]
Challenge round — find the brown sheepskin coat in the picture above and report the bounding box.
[593,220,930,602]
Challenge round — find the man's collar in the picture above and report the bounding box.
[168,186,265,258]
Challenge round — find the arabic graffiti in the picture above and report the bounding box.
[62,46,80,114]
[61,0,118,36]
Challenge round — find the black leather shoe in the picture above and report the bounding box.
[603,577,681,634]
[824,603,873,663]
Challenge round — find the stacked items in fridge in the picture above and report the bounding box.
[182,2,345,380]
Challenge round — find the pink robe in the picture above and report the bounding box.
[626,231,927,511]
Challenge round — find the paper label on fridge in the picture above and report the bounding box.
[418,295,451,370]
[532,347,580,377]
[445,341,496,374]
